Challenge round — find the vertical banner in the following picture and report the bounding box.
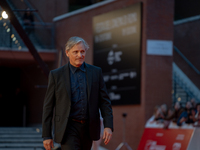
[93,3,142,105]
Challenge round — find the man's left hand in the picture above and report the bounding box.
[103,128,112,145]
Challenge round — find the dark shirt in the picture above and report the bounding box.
[69,62,88,120]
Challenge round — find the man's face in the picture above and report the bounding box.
[186,101,192,109]
[174,102,180,110]
[66,42,86,67]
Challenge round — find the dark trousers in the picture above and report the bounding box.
[61,119,92,150]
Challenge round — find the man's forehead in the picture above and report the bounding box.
[70,47,86,51]
[70,43,86,51]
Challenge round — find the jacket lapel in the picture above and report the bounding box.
[85,63,92,101]
[62,63,71,101]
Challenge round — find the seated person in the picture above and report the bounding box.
[165,101,184,123]
[177,101,196,126]
[191,103,200,126]
[154,104,168,121]
[191,98,197,110]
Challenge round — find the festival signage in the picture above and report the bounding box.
[137,128,194,150]
[93,3,142,105]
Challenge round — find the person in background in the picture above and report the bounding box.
[154,104,168,121]
[153,106,160,117]
[190,98,197,110]
[163,102,184,129]
[23,8,34,35]
[165,101,184,123]
[177,101,196,126]
[191,103,200,126]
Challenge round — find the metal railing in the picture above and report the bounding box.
[174,46,200,75]
[173,71,198,103]
[173,46,200,104]
[0,0,55,50]
[0,17,26,49]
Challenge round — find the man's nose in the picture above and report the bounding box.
[77,52,83,57]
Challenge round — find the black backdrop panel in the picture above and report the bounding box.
[93,3,142,105]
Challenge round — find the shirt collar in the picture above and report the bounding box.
[69,62,86,74]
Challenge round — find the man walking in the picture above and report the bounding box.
[42,36,113,150]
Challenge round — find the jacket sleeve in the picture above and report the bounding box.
[42,71,56,138]
[99,68,114,132]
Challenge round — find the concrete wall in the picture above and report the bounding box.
[54,0,174,149]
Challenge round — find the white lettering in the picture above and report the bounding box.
[109,92,121,100]
[95,13,137,33]
[107,50,123,65]
[95,32,112,43]
[122,26,136,36]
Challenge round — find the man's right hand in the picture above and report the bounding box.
[43,139,54,150]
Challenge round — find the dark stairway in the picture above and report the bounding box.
[0,127,44,150]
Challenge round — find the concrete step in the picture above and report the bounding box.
[0,131,41,134]
[0,134,41,138]
[0,143,43,148]
[0,127,45,149]
[0,148,44,150]
[0,128,42,134]
[0,139,43,142]
[0,143,60,149]
[0,127,60,150]
[0,127,38,130]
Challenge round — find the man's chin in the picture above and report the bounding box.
[76,62,84,67]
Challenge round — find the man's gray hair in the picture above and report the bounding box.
[65,36,89,51]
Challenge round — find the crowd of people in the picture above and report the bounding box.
[153,99,200,128]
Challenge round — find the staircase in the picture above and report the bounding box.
[0,127,108,150]
[173,46,200,105]
[0,127,45,150]
[173,62,200,105]
[0,0,55,50]
[173,16,200,105]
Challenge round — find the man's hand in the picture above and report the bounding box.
[43,139,54,150]
[103,128,112,145]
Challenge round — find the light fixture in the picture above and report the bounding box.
[11,34,14,38]
[177,97,181,101]
[2,11,8,19]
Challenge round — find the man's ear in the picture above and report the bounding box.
[65,50,69,57]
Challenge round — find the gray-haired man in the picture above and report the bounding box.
[42,37,113,150]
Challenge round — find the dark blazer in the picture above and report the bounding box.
[42,63,113,143]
